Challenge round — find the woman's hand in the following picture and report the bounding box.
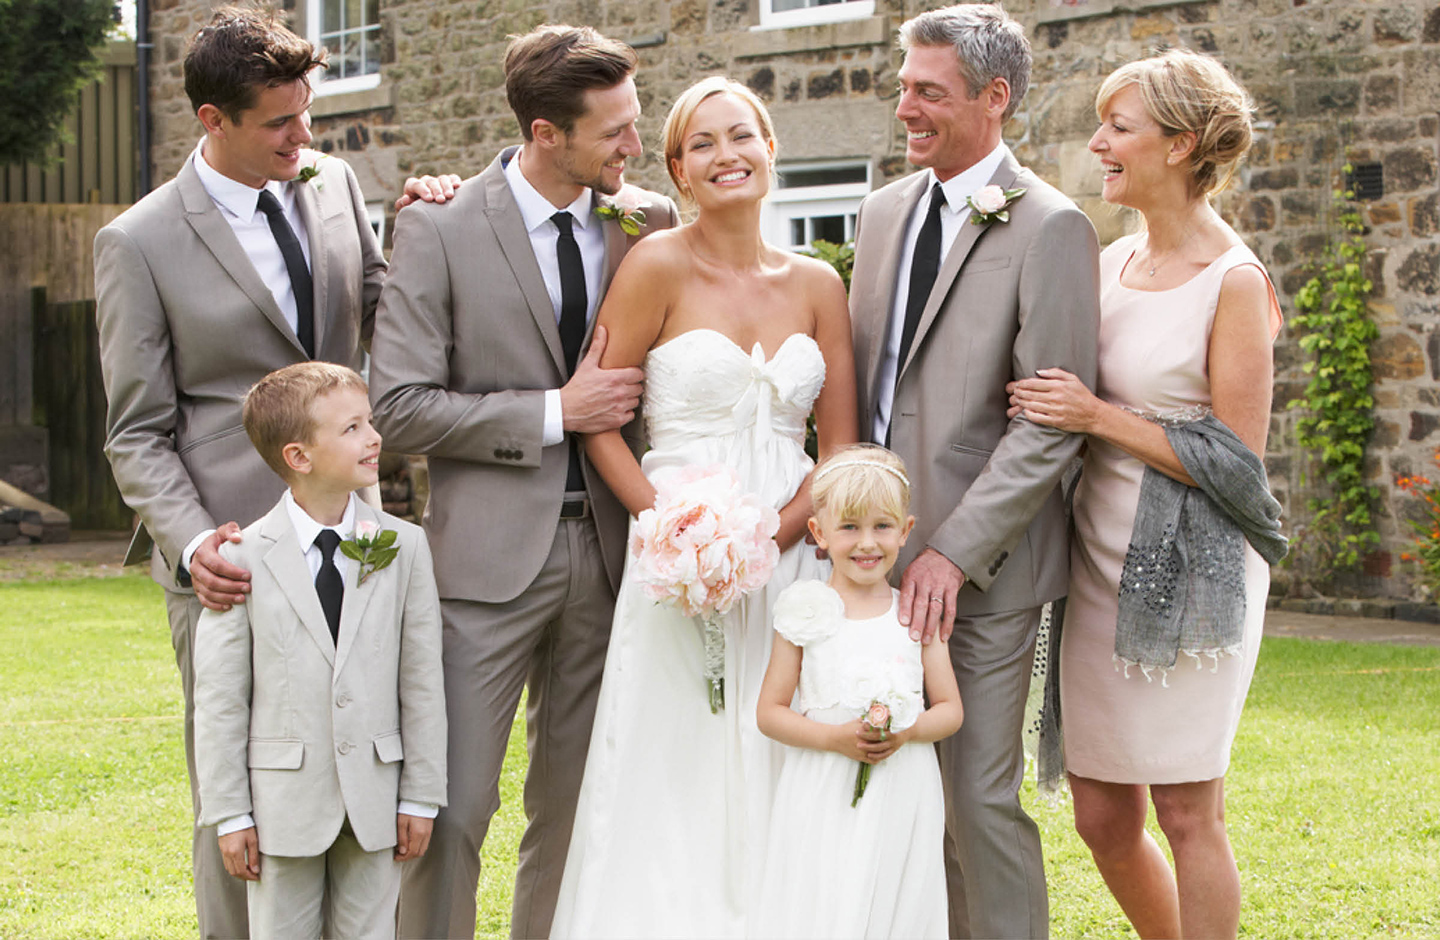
[1006,367,1102,433]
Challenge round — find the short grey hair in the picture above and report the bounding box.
[899,4,1032,121]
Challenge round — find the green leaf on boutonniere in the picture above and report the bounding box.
[340,524,399,585]
[594,202,646,236]
[295,165,320,184]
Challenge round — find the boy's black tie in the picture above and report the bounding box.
[257,188,316,358]
[315,529,343,643]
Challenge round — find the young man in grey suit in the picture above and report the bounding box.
[848,6,1100,937]
[367,25,679,940]
[95,8,387,936]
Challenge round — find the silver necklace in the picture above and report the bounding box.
[1145,220,1202,277]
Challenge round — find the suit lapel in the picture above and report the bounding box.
[592,208,629,348]
[333,503,384,675]
[293,174,328,354]
[177,158,307,357]
[860,174,929,404]
[259,505,335,666]
[483,150,568,375]
[898,154,1024,382]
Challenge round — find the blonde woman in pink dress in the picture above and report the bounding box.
[1009,51,1283,939]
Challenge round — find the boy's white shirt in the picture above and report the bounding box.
[215,490,436,837]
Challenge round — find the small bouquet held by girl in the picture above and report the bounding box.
[753,445,963,939]
[629,463,780,712]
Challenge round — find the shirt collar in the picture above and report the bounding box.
[192,137,290,223]
[283,489,358,550]
[928,142,1010,215]
[503,146,595,234]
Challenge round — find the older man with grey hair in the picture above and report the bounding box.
[848,5,1100,937]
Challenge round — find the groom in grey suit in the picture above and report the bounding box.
[95,9,385,937]
[368,25,678,940]
[849,6,1099,938]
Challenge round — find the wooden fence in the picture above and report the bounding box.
[29,288,129,530]
[1,40,139,206]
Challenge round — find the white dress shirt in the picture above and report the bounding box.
[873,143,1011,444]
[215,491,436,836]
[182,139,315,572]
[503,149,608,448]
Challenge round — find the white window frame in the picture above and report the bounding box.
[306,0,382,95]
[755,0,875,31]
[761,159,871,252]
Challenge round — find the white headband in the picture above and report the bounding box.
[813,458,910,488]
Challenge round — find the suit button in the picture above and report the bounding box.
[999,551,1009,562]
[337,741,353,755]
[513,449,523,459]
[336,694,351,708]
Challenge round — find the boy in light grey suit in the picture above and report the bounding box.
[194,362,446,938]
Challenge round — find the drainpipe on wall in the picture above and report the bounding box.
[136,0,152,195]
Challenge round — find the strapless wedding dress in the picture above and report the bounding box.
[550,329,828,938]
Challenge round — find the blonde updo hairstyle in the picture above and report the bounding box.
[662,75,777,207]
[810,444,911,525]
[1096,49,1255,197]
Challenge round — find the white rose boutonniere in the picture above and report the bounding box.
[340,519,398,586]
[967,184,1026,225]
[771,580,846,646]
[594,186,648,235]
[294,151,327,189]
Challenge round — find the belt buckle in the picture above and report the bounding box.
[560,497,590,520]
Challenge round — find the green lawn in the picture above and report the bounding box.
[1,574,1436,938]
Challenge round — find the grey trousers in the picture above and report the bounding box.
[165,590,251,939]
[247,820,400,939]
[397,519,614,940]
[939,605,1049,939]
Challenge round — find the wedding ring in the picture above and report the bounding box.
[929,596,943,605]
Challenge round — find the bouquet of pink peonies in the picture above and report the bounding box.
[630,463,781,712]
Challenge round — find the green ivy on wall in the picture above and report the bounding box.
[1287,172,1380,571]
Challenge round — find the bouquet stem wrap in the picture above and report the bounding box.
[702,613,725,713]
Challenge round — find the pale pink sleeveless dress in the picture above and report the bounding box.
[1061,232,1278,784]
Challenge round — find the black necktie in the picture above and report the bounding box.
[314,529,343,643]
[257,189,315,358]
[896,182,947,370]
[553,211,588,492]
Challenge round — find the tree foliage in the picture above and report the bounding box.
[0,0,117,165]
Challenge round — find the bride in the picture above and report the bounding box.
[549,76,857,938]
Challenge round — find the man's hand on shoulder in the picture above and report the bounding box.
[192,522,250,611]
[396,174,463,210]
[560,325,644,435]
[899,548,966,644]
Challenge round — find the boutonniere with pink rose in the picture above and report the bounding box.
[340,519,398,586]
[294,152,327,189]
[593,186,648,236]
[630,464,780,712]
[966,184,1026,225]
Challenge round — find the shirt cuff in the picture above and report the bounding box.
[397,801,439,819]
[216,814,255,836]
[542,388,564,447]
[181,528,216,574]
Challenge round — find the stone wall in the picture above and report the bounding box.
[145,0,1440,598]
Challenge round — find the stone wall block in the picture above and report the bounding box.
[1367,201,1402,226]
[1374,5,1420,45]
[1384,146,1439,194]
[1425,5,1440,43]
[1397,243,1440,295]
[1294,79,1361,117]
[1409,411,1440,441]
[1411,194,1439,237]
[1363,74,1400,113]
[1374,330,1427,380]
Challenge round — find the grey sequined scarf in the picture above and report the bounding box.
[1114,414,1288,682]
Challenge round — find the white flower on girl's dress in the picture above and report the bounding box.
[772,580,845,646]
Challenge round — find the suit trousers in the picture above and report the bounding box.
[938,605,1049,939]
[167,590,252,939]
[397,518,614,940]
[247,818,400,939]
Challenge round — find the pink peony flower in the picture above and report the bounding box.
[971,184,1007,215]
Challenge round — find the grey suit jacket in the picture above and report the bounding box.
[95,151,387,590]
[368,148,679,603]
[851,151,1100,615]
[193,499,447,857]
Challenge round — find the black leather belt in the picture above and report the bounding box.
[559,497,591,520]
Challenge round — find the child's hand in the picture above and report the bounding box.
[395,814,434,861]
[218,827,260,881]
[857,721,910,763]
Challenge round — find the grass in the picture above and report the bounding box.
[1,573,1436,938]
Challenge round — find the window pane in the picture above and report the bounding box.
[346,0,364,30]
[338,34,362,79]
[324,0,341,31]
[811,215,846,245]
[777,165,868,189]
[365,0,378,26]
[790,219,807,247]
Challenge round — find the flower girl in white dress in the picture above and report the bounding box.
[753,445,963,939]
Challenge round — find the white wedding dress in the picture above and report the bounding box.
[550,329,829,939]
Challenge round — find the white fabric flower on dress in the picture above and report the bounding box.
[772,580,845,646]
